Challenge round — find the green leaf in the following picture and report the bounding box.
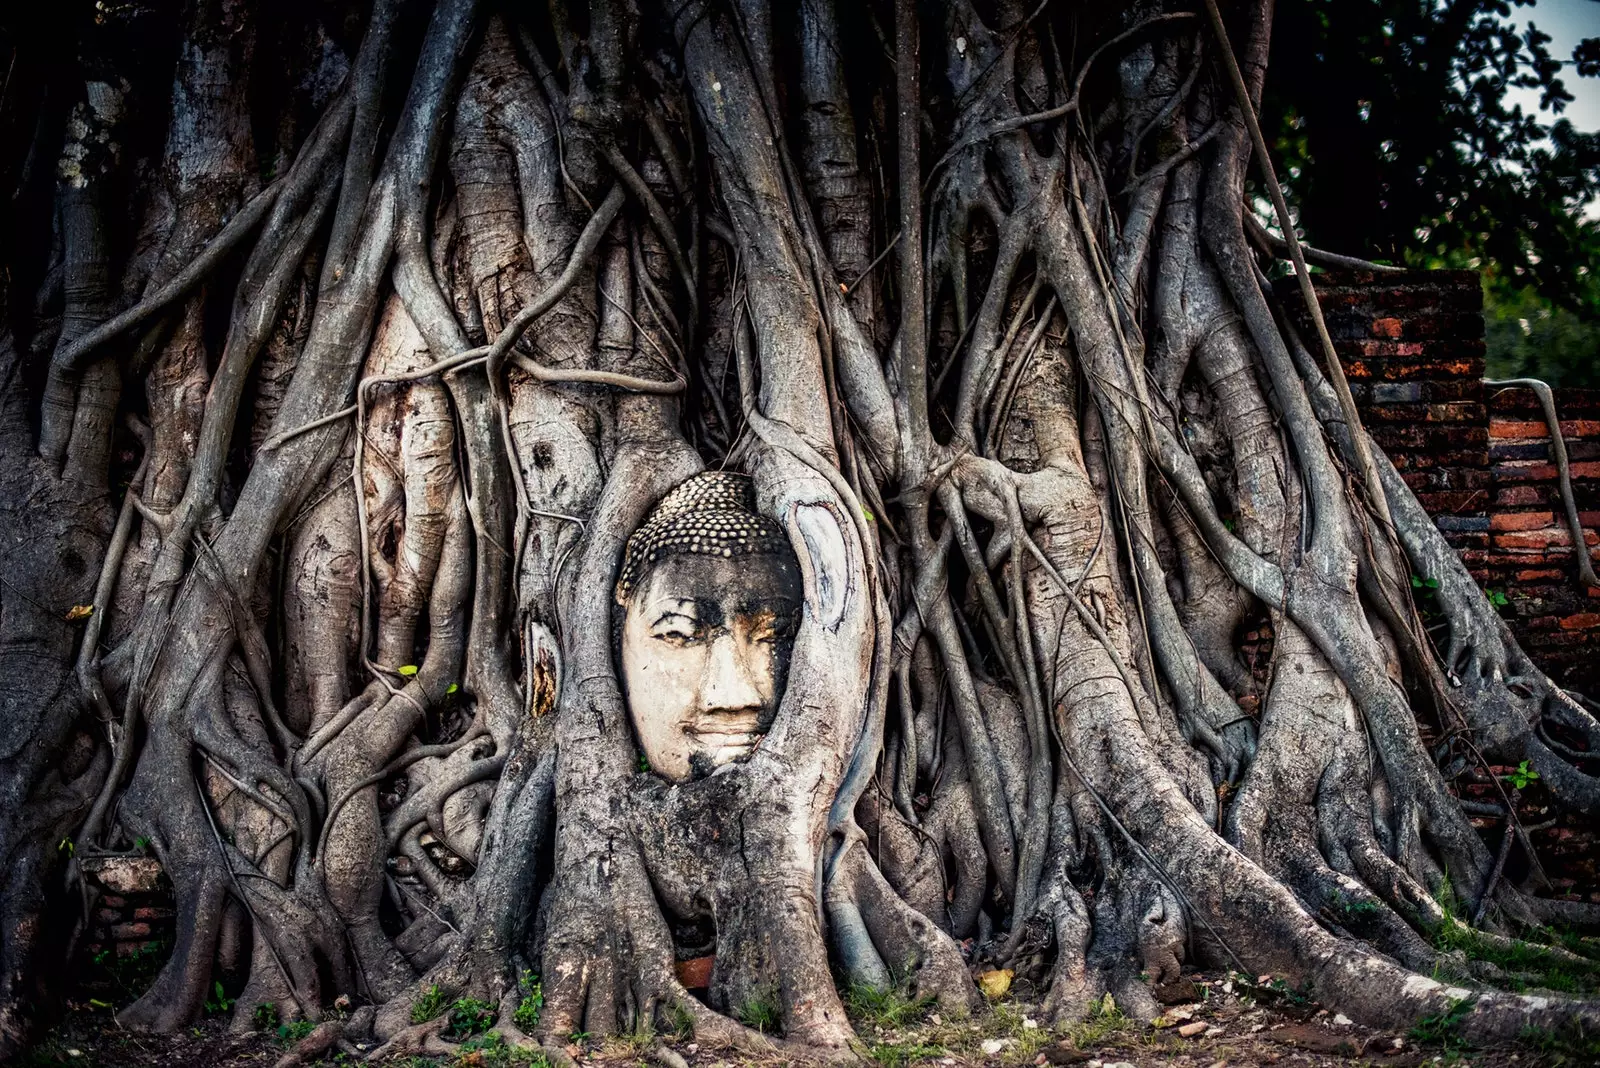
[1500,759,1542,789]
[446,682,458,694]
[1423,578,1440,589]
[862,506,876,522]
[397,664,419,677]
[1410,574,1425,588]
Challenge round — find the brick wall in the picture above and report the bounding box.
[1483,388,1600,691]
[78,857,173,971]
[1285,270,1600,694]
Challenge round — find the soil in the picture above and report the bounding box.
[12,971,1581,1067]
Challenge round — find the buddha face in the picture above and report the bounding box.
[620,551,802,782]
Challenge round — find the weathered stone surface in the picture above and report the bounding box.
[81,857,164,895]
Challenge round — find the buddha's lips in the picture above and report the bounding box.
[687,726,764,761]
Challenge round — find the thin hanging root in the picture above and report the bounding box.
[1202,0,1391,531]
[262,183,680,455]
[43,171,290,384]
[1486,378,1599,589]
[1242,213,1406,275]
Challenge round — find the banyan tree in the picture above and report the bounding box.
[0,0,1597,1060]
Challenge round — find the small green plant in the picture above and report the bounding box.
[411,983,448,1024]
[1270,977,1314,1005]
[1410,997,1473,1050]
[204,980,236,1016]
[276,1019,318,1046]
[447,996,496,1038]
[1488,588,1511,607]
[514,970,543,1031]
[1501,760,1540,789]
[1329,889,1380,917]
[737,990,782,1034]
[133,836,151,853]
[252,1001,281,1030]
[459,1029,505,1052]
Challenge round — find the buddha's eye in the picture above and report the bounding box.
[746,608,796,644]
[651,613,703,645]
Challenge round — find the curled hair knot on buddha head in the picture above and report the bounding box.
[615,470,792,606]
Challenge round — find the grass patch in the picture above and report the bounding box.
[411,983,449,1024]
[1434,920,1600,995]
[1062,996,1132,1049]
[737,989,781,1034]
[1409,996,1473,1051]
[1520,1022,1600,1066]
[867,1039,946,1067]
[845,982,936,1029]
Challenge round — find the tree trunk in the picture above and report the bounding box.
[0,0,1596,1060]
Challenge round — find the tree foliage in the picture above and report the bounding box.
[1263,0,1600,383]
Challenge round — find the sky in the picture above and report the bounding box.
[1507,0,1600,214]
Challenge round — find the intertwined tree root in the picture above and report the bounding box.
[0,0,1596,1062]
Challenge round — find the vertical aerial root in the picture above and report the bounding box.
[829,836,980,1012]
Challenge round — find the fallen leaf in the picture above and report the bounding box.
[65,604,93,622]
[976,968,1014,1000]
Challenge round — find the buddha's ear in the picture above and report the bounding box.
[787,500,854,632]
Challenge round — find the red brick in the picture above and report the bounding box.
[1491,510,1555,532]
[1492,418,1600,440]
[1496,485,1546,507]
[1371,317,1404,338]
[110,922,151,940]
[1417,490,1487,513]
[1492,419,1548,439]
[1495,529,1577,550]
[132,906,173,922]
[1516,569,1564,582]
[1560,613,1600,631]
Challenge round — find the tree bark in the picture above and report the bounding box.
[0,0,1596,1060]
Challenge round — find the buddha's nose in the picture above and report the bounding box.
[700,631,764,715]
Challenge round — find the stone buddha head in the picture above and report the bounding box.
[615,472,803,782]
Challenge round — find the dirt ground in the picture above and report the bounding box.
[11,970,1592,1068]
